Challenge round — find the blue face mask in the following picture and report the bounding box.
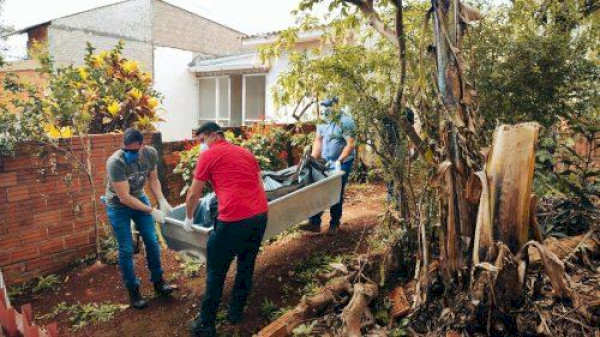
[123,149,140,163]
[200,143,209,152]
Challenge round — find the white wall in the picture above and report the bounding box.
[265,53,293,123]
[153,46,199,141]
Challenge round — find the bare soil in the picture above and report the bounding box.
[17,184,386,337]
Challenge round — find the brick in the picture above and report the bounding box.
[39,238,66,255]
[0,187,6,205]
[33,210,62,223]
[51,249,78,266]
[64,232,90,249]
[7,186,31,202]
[11,247,39,263]
[0,236,21,251]
[2,262,27,282]
[0,172,17,187]
[25,255,53,271]
[46,223,73,238]
[0,250,11,265]
[18,228,47,245]
[3,157,34,172]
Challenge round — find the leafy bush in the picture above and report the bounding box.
[0,41,162,156]
[536,121,600,236]
[240,123,290,171]
[173,140,202,196]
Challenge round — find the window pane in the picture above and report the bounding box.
[199,78,216,120]
[245,75,266,121]
[218,78,229,119]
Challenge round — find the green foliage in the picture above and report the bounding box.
[292,320,318,336]
[7,283,27,298]
[240,123,290,171]
[260,298,291,321]
[173,140,203,196]
[180,255,203,277]
[537,119,600,236]
[465,0,600,138]
[39,301,126,330]
[32,274,61,293]
[389,317,411,336]
[0,41,163,157]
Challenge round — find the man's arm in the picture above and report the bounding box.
[148,168,165,201]
[311,134,323,159]
[185,178,206,219]
[338,137,356,163]
[112,181,154,213]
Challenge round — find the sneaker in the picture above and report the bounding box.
[127,286,148,310]
[153,280,175,297]
[298,221,321,232]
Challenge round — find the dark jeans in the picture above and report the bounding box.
[200,213,268,326]
[106,195,163,290]
[309,159,353,229]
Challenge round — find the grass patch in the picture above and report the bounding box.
[38,301,127,330]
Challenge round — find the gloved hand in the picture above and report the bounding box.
[183,217,194,232]
[151,208,165,223]
[334,160,342,172]
[158,198,173,214]
[326,160,342,171]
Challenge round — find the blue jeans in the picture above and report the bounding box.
[106,195,163,290]
[200,213,267,326]
[309,159,353,229]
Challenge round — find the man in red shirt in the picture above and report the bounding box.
[184,122,268,337]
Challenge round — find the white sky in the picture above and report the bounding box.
[1,0,301,34]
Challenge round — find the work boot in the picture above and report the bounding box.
[227,308,243,324]
[298,221,321,233]
[127,286,148,310]
[189,316,216,337]
[154,279,175,297]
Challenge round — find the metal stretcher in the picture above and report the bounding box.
[162,171,344,261]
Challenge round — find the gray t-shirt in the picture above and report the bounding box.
[105,146,158,208]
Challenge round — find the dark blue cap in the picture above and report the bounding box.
[123,128,143,145]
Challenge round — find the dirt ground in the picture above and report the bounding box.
[18,184,386,337]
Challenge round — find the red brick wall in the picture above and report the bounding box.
[0,132,163,286]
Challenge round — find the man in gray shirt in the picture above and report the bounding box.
[105,128,174,309]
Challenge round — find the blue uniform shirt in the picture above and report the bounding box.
[317,112,356,163]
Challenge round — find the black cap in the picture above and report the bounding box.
[123,128,144,145]
[195,122,223,136]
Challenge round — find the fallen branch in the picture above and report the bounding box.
[341,283,379,337]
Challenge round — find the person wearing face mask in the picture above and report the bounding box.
[185,122,268,337]
[300,97,356,235]
[105,128,175,309]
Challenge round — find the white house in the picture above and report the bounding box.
[157,29,324,141]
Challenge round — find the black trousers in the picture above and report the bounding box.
[200,212,267,326]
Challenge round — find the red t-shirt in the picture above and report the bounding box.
[194,140,268,222]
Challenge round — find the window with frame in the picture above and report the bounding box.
[199,77,230,126]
